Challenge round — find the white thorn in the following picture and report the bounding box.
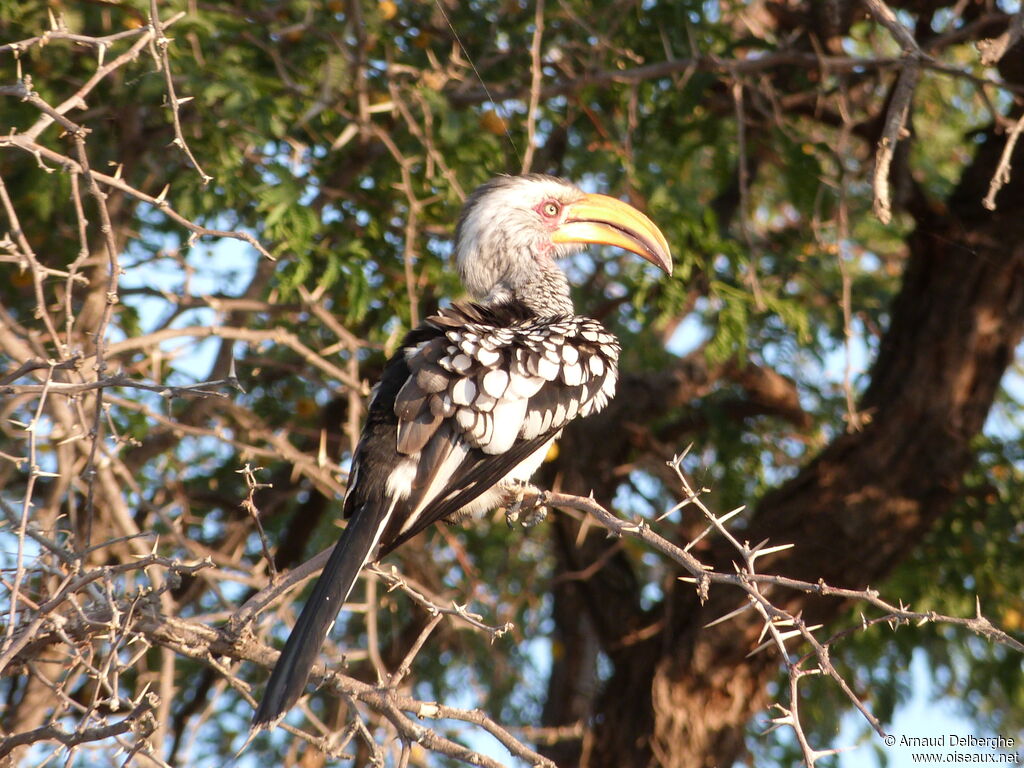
[704,601,753,629]
[749,541,795,561]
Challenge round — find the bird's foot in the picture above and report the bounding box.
[504,482,550,529]
[519,500,548,528]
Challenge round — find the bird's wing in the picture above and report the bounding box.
[376,302,620,552]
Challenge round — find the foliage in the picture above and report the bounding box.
[1,1,1022,767]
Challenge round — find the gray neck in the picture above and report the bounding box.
[483,256,574,317]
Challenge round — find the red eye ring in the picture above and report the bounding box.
[540,201,561,218]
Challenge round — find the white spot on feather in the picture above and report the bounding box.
[456,407,477,431]
[553,401,567,426]
[441,394,456,416]
[523,408,545,438]
[605,367,618,392]
[540,409,554,433]
[385,460,417,500]
[566,397,580,420]
[476,347,501,367]
[536,356,559,381]
[474,391,498,411]
[508,372,544,399]
[484,398,528,454]
[512,355,533,381]
[472,412,493,444]
[562,362,583,386]
[482,368,510,398]
[451,378,477,405]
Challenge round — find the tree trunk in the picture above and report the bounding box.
[576,113,1024,767]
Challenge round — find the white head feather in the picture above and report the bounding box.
[454,175,586,315]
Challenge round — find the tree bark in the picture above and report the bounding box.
[573,111,1024,766]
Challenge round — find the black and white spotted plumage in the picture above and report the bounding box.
[252,175,670,729]
[378,300,619,551]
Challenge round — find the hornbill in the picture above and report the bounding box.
[252,174,672,728]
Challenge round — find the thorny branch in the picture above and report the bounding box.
[0,694,159,760]
[546,454,1023,767]
[3,4,1023,768]
[147,0,211,185]
[5,463,1019,767]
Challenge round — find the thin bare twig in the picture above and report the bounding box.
[863,0,923,55]
[982,110,1024,210]
[519,0,545,173]
[0,695,158,759]
[0,134,274,261]
[148,0,212,184]
[731,78,765,309]
[977,10,1024,65]
[871,57,921,224]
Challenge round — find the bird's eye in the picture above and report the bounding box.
[542,201,561,218]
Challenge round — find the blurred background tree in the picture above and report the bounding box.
[1,1,1023,766]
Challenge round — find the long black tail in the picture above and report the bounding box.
[251,502,392,728]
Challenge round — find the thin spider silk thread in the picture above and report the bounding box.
[433,0,522,160]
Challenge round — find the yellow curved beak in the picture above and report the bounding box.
[552,193,673,275]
